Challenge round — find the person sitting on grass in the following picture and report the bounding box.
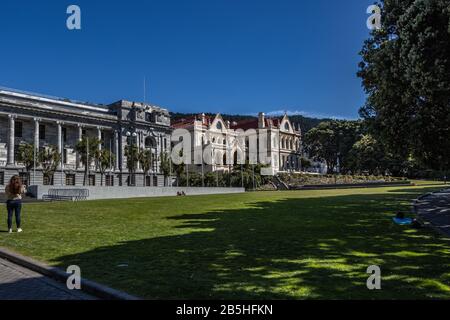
[5,175,26,234]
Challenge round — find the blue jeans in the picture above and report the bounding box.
[6,200,22,230]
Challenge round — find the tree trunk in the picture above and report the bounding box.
[84,166,88,186]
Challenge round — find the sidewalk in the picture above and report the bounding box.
[414,189,450,237]
[0,258,96,300]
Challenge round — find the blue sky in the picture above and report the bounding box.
[0,0,373,119]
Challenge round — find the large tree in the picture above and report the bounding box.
[139,149,153,187]
[159,151,172,186]
[304,120,361,174]
[75,137,101,186]
[17,143,40,185]
[96,148,115,186]
[358,0,450,172]
[124,144,139,186]
[38,146,61,185]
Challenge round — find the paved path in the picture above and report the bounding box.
[0,258,96,300]
[415,189,450,237]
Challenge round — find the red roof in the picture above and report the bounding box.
[171,114,212,129]
[230,117,281,130]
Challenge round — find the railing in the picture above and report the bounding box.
[43,189,90,201]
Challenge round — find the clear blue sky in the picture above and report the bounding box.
[0,0,373,119]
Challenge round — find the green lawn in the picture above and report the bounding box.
[1,181,450,299]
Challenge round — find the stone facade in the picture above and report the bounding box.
[172,112,304,176]
[0,88,172,188]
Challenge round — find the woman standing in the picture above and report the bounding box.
[5,175,26,233]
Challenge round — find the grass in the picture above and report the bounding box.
[0,180,449,299]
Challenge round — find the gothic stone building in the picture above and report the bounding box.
[0,88,171,188]
[172,112,303,176]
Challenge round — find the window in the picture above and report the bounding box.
[106,175,114,186]
[19,173,28,186]
[128,174,136,186]
[15,121,23,138]
[66,174,75,186]
[82,129,87,137]
[63,149,68,164]
[145,176,151,187]
[145,136,157,148]
[216,122,222,130]
[14,145,20,162]
[39,124,46,140]
[0,172,4,185]
[153,176,158,187]
[43,175,54,186]
[285,123,290,131]
[62,127,67,143]
[88,175,96,186]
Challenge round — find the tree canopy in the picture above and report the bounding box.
[358,0,450,171]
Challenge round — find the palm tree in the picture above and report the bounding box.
[139,149,152,187]
[17,143,39,185]
[124,144,139,186]
[38,146,61,185]
[75,137,101,186]
[172,150,185,187]
[96,149,115,186]
[159,151,171,186]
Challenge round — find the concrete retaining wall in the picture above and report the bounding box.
[28,185,245,200]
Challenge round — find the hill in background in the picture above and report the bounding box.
[170,112,331,133]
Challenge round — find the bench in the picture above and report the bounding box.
[43,189,89,202]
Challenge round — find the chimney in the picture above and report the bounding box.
[258,112,265,128]
[201,113,206,125]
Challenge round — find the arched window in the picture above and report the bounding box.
[216,121,223,130]
[285,123,290,131]
[145,136,157,148]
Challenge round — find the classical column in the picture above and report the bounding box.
[76,125,83,169]
[7,115,16,166]
[32,118,40,184]
[97,127,102,151]
[136,131,141,172]
[114,130,120,171]
[34,118,40,149]
[57,121,63,169]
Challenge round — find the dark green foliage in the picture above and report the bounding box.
[75,137,101,186]
[38,146,61,182]
[358,0,450,171]
[304,120,362,174]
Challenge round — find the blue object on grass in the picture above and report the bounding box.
[393,218,413,225]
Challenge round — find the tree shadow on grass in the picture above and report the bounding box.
[51,188,450,299]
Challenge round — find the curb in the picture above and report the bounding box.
[0,247,141,300]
